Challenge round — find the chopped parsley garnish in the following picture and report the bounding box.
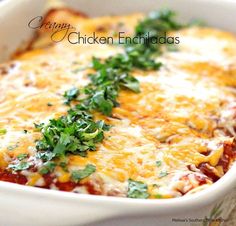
[62,10,184,116]
[158,171,168,178]
[156,160,162,167]
[17,153,28,161]
[9,10,186,185]
[59,160,69,172]
[71,164,96,182]
[124,9,184,69]
[80,55,140,116]
[35,151,55,162]
[127,179,149,199]
[39,161,56,175]
[63,87,79,105]
[8,161,32,171]
[135,10,183,39]
[35,108,110,160]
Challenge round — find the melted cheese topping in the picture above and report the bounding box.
[0,9,236,198]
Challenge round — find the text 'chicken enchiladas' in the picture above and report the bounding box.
[0,8,236,199]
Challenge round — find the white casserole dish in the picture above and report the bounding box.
[0,0,236,225]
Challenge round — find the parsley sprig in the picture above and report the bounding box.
[79,56,141,116]
[67,10,183,116]
[71,164,96,182]
[128,179,149,199]
[9,161,32,171]
[124,10,183,70]
[35,107,110,159]
[63,87,80,105]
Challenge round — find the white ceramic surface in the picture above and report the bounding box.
[0,0,236,226]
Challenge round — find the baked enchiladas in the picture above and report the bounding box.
[0,8,236,199]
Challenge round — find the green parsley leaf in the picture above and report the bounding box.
[17,153,28,161]
[71,164,96,182]
[35,151,56,162]
[8,161,32,171]
[63,87,79,105]
[39,161,56,175]
[120,74,140,93]
[89,90,114,116]
[59,160,69,172]
[127,179,149,199]
[156,160,162,167]
[34,123,44,130]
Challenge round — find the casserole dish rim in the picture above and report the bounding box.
[0,0,236,208]
[0,163,235,208]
